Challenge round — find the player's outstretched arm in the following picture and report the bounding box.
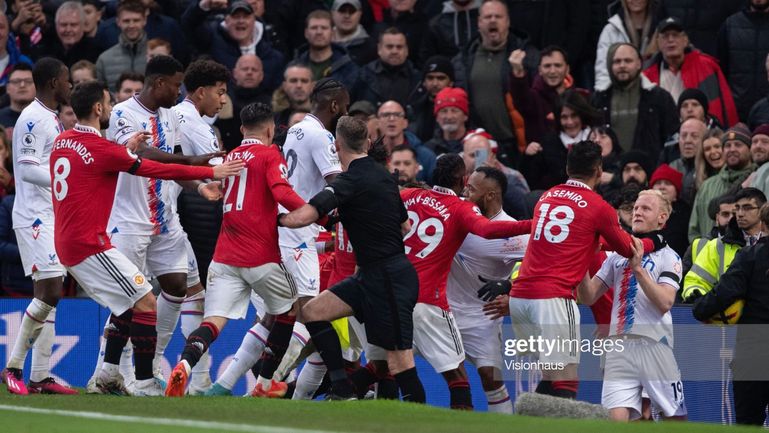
[577,271,609,306]
[466,212,532,239]
[278,204,320,229]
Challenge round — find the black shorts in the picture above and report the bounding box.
[330,254,418,351]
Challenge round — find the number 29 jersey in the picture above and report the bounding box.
[511,179,637,300]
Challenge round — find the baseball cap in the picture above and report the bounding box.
[227,1,253,15]
[332,0,361,11]
[656,16,685,34]
[349,100,376,117]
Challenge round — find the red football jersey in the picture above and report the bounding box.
[401,186,531,310]
[51,125,213,266]
[213,139,305,267]
[327,223,356,287]
[511,180,638,300]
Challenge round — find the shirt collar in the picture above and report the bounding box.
[305,113,324,129]
[432,185,457,196]
[74,123,101,137]
[241,138,264,146]
[35,98,58,114]
[566,179,592,190]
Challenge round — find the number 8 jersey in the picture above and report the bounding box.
[511,179,640,300]
[401,186,530,310]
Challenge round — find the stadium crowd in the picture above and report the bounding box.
[1,0,769,425]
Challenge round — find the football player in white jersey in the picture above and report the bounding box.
[1,58,76,395]
[579,189,687,421]
[95,56,223,393]
[446,166,528,414]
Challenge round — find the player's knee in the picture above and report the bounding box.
[386,350,414,374]
[477,368,501,391]
[33,276,64,306]
[441,368,467,383]
[133,292,157,312]
[157,273,188,297]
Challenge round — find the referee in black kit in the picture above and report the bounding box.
[278,116,425,402]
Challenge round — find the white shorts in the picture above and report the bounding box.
[184,237,201,288]
[412,303,465,373]
[15,225,65,280]
[508,297,580,365]
[204,261,297,319]
[67,248,153,316]
[456,318,503,370]
[601,338,687,419]
[279,241,319,298]
[250,291,266,321]
[111,230,187,277]
[349,315,388,362]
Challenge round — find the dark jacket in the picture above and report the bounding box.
[216,85,272,152]
[664,199,692,257]
[295,44,360,90]
[177,192,221,285]
[424,132,464,156]
[406,86,437,142]
[373,8,428,65]
[95,12,190,65]
[181,2,285,92]
[419,0,480,62]
[519,131,569,191]
[659,0,744,56]
[31,33,101,66]
[0,34,32,89]
[352,59,422,108]
[717,6,769,121]
[748,95,769,130]
[336,30,377,66]
[591,75,679,159]
[403,130,437,184]
[95,33,148,92]
[0,195,32,296]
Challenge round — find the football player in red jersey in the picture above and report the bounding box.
[481,141,665,399]
[50,81,242,396]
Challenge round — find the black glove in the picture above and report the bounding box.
[683,289,704,304]
[637,230,667,252]
[477,276,512,302]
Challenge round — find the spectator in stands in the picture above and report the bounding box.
[389,144,420,185]
[419,0,479,62]
[0,11,32,89]
[650,163,690,256]
[717,0,769,121]
[521,90,600,190]
[272,62,314,130]
[115,71,144,103]
[377,99,436,183]
[373,0,427,65]
[0,64,33,139]
[660,88,723,164]
[425,87,469,155]
[689,123,756,241]
[95,0,149,92]
[452,0,538,165]
[95,0,188,64]
[750,124,769,196]
[59,104,77,130]
[146,38,171,62]
[682,194,736,275]
[216,54,271,151]
[70,60,96,85]
[748,54,769,130]
[658,0,742,57]
[348,100,375,121]
[594,0,660,91]
[32,1,101,66]
[0,127,12,196]
[695,127,725,189]
[592,43,678,158]
[508,45,583,143]
[601,149,654,204]
[295,10,358,89]
[671,118,707,206]
[590,125,623,186]
[614,182,642,232]
[0,192,32,297]
[644,17,738,128]
[461,128,531,219]
[353,27,421,108]
[182,0,284,91]
[332,0,376,66]
[81,0,103,38]
[408,55,454,142]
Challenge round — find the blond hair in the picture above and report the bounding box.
[639,189,672,217]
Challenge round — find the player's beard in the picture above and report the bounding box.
[99,114,110,130]
[330,111,344,134]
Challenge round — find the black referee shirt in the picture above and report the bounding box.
[321,156,408,266]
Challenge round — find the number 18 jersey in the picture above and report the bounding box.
[511,179,637,300]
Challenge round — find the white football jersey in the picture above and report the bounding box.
[278,113,341,244]
[107,96,183,236]
[11,98,64,228]
[446,210,528,326]
[596,246,682,347]
[172,98,220,157]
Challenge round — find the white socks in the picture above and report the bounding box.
[292,352,326,400]
[155,291,184,368]
[485,385,513,414]
[30,307,55,382]
[7,298,53,370]
[215,322,269,390]
[180,291,210,389]
[272,322,310,381]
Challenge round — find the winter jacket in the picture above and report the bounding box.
[335,27,377,66]
[31,33,101,66]
[665,199,692,257]
[644,49,739,127]
[717,7,769,121]
[95,12,190,65]
[419,0,480,62]
[295,44,360,90]
[0,34,32,88]
[592,74,679,159]
[748,96,769,130]
[373,8,428,65]
[95,33,148,92]
[683,217,744,300]
[177,191,221,285]
[670,156,696,206]
[351,59,422,109]
[688,163,755,242]
[407,87,437,142]
[519,131,570,191]
[751,161,769,198]
[0,195,32,296]
[659,0,743,56]
[181,2,285,92]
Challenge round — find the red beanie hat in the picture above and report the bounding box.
[434,87,469,116]
[650,163,683,195]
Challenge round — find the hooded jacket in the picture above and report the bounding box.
[688,163,756,241]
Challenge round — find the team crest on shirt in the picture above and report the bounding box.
[116,118,127,128]
[31,218,42,239]
[133,274,145,285]
[293,242,308,261]
[47,253,57,265]
[108,227,119,240]
[308,278,317,290]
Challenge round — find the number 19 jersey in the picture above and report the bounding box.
[511,179,637,300]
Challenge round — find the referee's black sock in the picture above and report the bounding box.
[250,359,263,380]
[305,320,353,397]
[180,321,219,370]
[394,367,425,403]
[130,311,157,381]
[376,377,399,399]
[104,310,132,365]
[256,313,295,380]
